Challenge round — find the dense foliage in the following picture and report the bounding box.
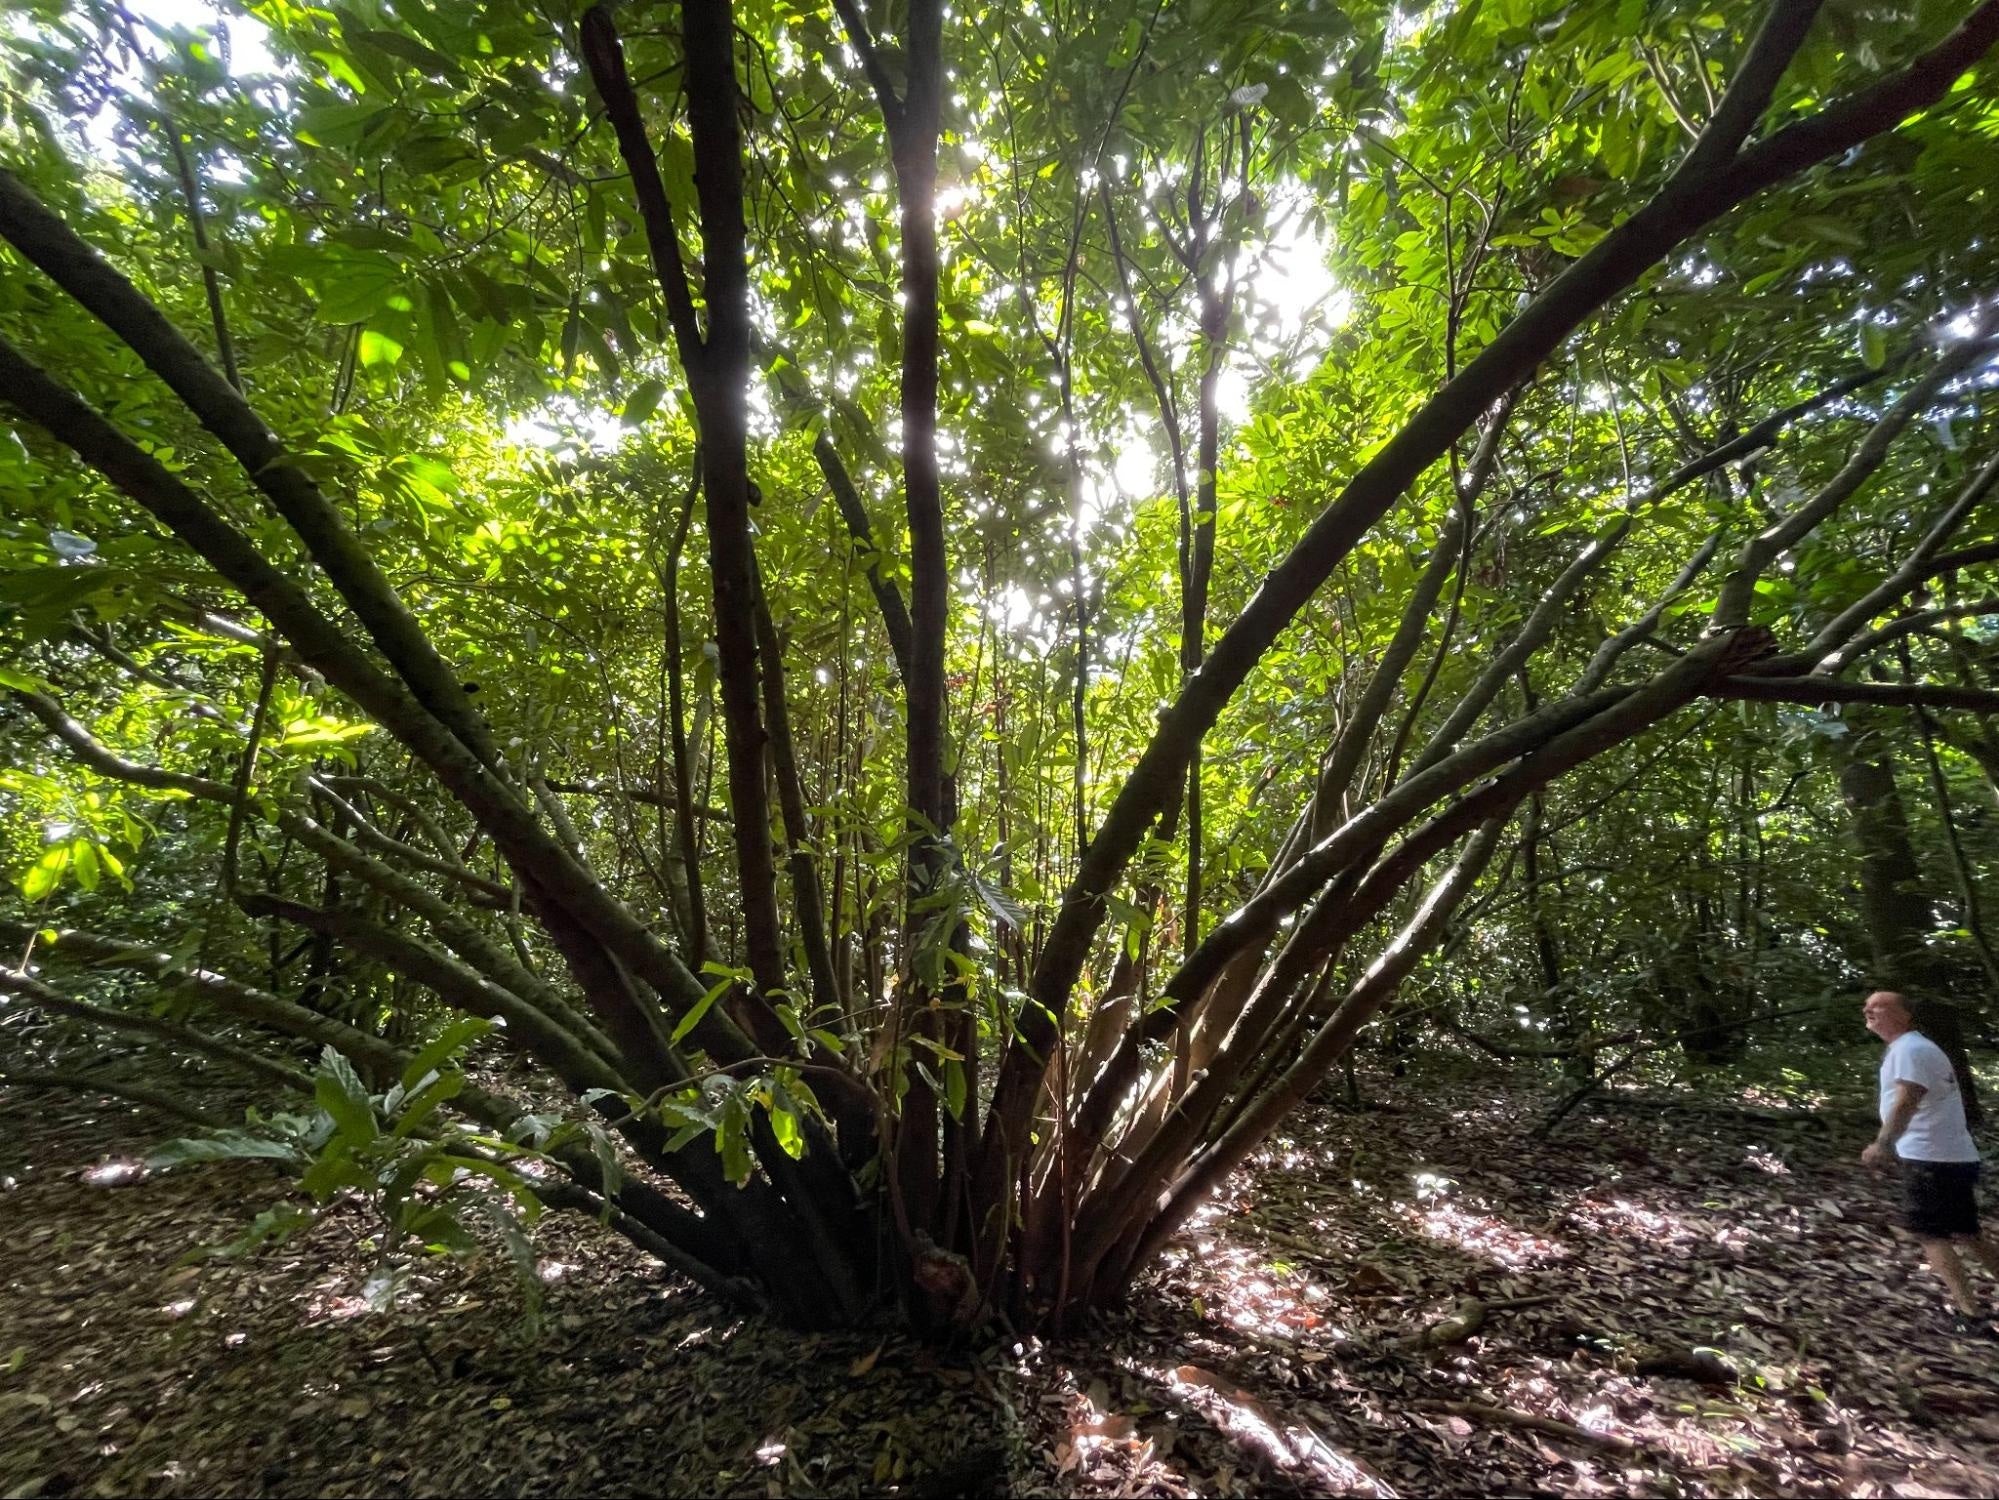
[2,0,1997,1329]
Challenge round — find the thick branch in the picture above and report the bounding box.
[985,0,1998,1185]
[242,895,633,1096]
[578,5,708,365]
[1107,815,1508,1290]
[0,169,501,774]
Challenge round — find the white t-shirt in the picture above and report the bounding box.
[1880,1031,1980,1163]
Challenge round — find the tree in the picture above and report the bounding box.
[2,0,1997,1330]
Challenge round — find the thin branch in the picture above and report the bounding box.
[0,1069,228,1129]
[0,966,309,1090]
[1712,675,1999,714]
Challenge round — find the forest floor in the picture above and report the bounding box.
[5,1060,1999,1498]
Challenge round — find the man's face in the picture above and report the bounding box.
[1864,990,1911,1039]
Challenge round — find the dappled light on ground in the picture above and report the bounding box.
[81,1157,143,1187]
[1403,1201,1571,1269]
[9,1065,1999,1497]
[1744,1146,1792,1176]
[1562,1195,1718,1251]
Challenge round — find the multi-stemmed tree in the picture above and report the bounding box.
[2,0,1996,1328]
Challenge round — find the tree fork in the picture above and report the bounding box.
[978,0,1999,1212]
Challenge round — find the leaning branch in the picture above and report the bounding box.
[829,0,907,127]
[0,1069,228,1129]
[1418,358,1895,764]
[1710,675,1999,714]
[578,5,708,365]
[0,169,501,774]
[0,337,751,1077]
[1808,445,1999,665]
[0,966,309,1090]
[1711,321,1999,630]
[815,432,915,683]
[984,0,1999,1184]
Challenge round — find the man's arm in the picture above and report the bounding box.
[1864,1080,1927,1166]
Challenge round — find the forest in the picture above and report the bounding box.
[3,0,1999,1493]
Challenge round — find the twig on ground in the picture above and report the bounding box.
[1409,1397,1658,1457]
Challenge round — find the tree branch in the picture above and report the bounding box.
[0,169,502,775]
[1809,445,1999,665]
[0,966,309,1090]
[0,335,748,1077]
[1711,321,1999,629]
[541,778,731,822]
[0,1069,228,1129]
[1711,675,1999,714]
[983,0,1998,1186]
[829,0,906,127]
[578,5,708,365]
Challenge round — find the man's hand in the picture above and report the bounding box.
[1870,1081,1925,1170]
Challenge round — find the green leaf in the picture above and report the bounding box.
[315,1047,379,1145]
[295,100,390,148]
[149,1131,303,1170]
[672,976,733,1043]
[351,27,460,78]
[717,1092,753,1185]
[400,1017,492,1092]
[622,377,668,427]
[769,1096,805,1158]
[358,329,404,367]
[388,1071,464,1139]
[575,316,620,382]
[20,844,70,902]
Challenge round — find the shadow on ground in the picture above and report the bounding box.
[4,1063,1996,1497]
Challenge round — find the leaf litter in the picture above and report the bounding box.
[3,1062,1997,1497]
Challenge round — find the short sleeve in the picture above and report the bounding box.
[1889,1040,1953,1093]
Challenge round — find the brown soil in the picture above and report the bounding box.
[4,1065,1997,1497]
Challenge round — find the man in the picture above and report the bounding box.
[1862,989,1998,1333]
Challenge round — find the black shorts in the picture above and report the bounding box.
[1903,1160,1982,1239]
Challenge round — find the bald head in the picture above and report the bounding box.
[1864,989,1914,1041]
